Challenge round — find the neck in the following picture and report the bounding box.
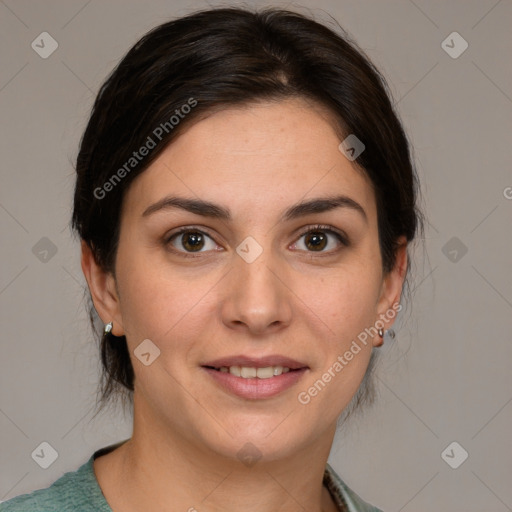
[95,396,339,512]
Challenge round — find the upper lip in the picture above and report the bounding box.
[202,355,309,370]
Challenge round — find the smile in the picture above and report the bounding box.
[202,366,308,399]
[206,365,292,379]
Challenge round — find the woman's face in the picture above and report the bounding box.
[87,98,406,461]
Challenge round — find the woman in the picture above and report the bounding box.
[1,6,422,512]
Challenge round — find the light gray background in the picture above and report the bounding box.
[1,1,511,510]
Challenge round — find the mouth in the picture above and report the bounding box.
[202,364,304,379]
[200,356,309,399]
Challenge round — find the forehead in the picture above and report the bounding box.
[122,98,376,223]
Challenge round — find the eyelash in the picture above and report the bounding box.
[164,224,349,259]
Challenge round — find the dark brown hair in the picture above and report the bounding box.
[71,7,424,418]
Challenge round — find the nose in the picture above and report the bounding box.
[221,246,293,336]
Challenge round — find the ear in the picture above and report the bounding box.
[80,240,125,336]
[373,236,408,345]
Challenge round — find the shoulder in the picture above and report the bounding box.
[0,454,109,512]
[0,487,52,512]
[324,463,384,512]
[0,441,128,512]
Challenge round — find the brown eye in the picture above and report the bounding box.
[293,225,348,254]
[304,231,328,251]
[167,229,217,254]
[181,231,205,252]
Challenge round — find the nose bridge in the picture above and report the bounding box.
[222,234,291,332]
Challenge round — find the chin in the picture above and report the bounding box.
[196,415,313,463]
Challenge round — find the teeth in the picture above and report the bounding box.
[240,366,257,378]
[217,365,293,378]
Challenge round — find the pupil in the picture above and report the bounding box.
[183,232,204,251]
[306,231,326,251]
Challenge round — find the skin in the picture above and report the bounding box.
[82,97,407,512]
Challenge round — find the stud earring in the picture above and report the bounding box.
[376,328,395,347]
[104,321,113,335]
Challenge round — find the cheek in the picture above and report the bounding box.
[295,265,379,401]
[115,247,217,352]
[307,265,381,339]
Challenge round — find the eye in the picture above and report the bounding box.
[292,224,348,253]
[165,224,348,258]
[165,227,219,256]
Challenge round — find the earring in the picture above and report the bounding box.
[376,328,396,347]
[104,321,113,335]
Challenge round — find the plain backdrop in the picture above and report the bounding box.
[1,1,511,510]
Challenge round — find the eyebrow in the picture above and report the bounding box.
[142,194,367,224]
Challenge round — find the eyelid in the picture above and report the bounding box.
[164,223,349,257]
[164,225,219,257]
[164,225,216,243]
[294,224,349,247]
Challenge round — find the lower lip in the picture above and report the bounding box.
[202,367,308,399]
